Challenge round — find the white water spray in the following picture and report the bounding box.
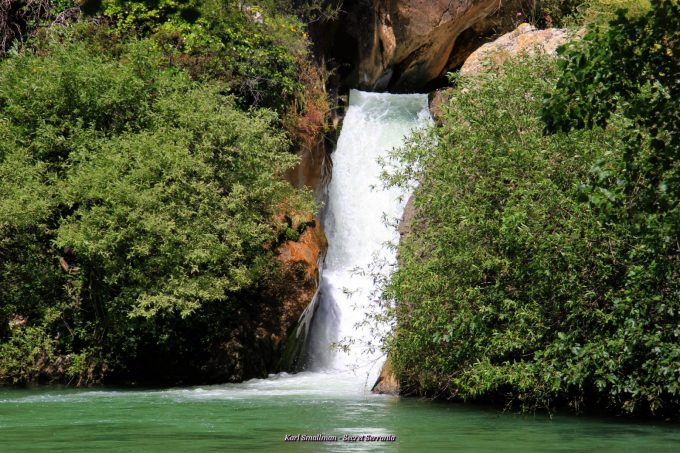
[305,89,431,389]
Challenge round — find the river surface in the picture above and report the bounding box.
[1,376,679,452]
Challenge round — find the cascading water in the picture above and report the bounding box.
[304,89,432,391]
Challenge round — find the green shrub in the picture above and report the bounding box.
[102,0,204,35]
[0,40,312,384]
[0,40,161,163]
[0,326,58,384]
[566,0,651,27]
[95,0,309,111]
[522,0,650,27]
[537,0,588,25]
[384,54,678,417]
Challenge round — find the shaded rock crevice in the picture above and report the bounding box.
[311,0,527,92]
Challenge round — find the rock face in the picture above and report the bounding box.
[460,23,577,76]
[312,0,523,92]
[200,218,327,383]
[275,216,328,370]
[278,55,334,371]
[284,140,331,204]
[399,194,416,238]
[371,194,416,394]
[372,355,400,394]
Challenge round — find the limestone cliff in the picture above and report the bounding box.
[312,0,525,91]
[460,23,580,76]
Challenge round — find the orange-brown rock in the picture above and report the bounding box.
[312,0,524,91]
[276,217,328,284]
[460,23,580,76]
[372,355,400,395]
[274,217,328,371]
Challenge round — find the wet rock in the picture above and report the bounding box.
[276,217,328,370]
[399,194,416,238]
[372,194,415,394]
[428,89,453,125]
[284,140,330,204]
[372,355,400,395]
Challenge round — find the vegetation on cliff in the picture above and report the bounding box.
[385,0,678,417]
[0,1,327,385]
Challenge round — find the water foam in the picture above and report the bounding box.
[305,90,431,390]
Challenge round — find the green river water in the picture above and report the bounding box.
[1,370,678,452]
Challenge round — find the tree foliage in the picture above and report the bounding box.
[384,50,678,417]
[543,0,678,250]
[0,40,312,384]
[93,0,312,111]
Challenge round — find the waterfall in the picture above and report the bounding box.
[305,89,431,388]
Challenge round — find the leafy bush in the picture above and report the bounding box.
[565,0,651,27]
[101,0,204,35]
[384,54,678,417]
[522,0,650,27]
[0,40,312,384]
[536,0,588,25]
[95,0,311,111]
[543,0,678,230]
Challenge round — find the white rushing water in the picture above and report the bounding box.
[303,89,431,392]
